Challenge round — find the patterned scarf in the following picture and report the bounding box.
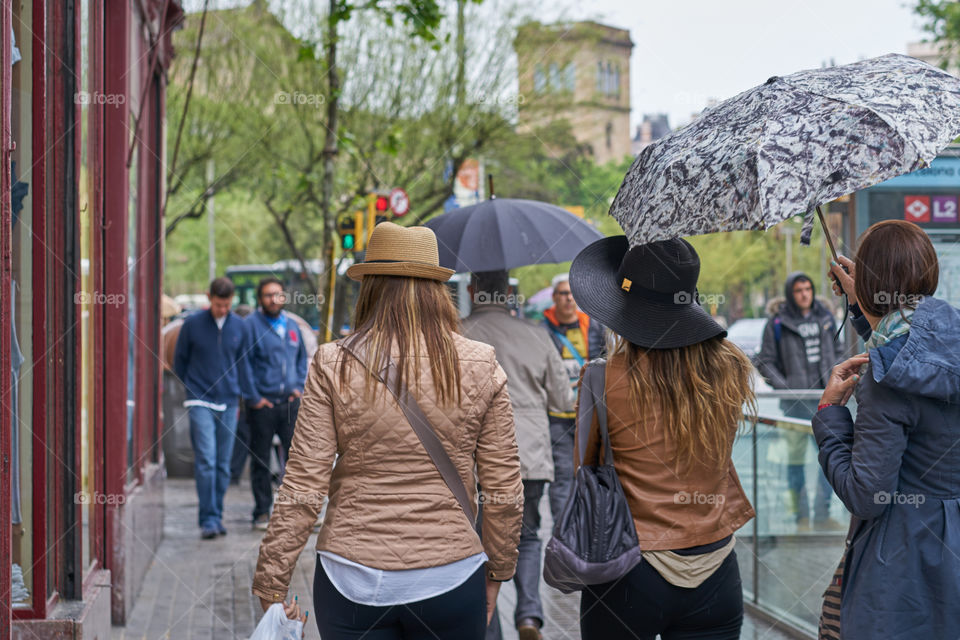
[865,306,916,350]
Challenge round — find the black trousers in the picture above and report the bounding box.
[313,560,486,640]
[248,398,299,520]
[580,551,743,640]
[229,405,250,482]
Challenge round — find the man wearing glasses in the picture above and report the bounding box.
[542,274,607,523]
[242,277,308,530]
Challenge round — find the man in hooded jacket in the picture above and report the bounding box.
[757,272,844,530]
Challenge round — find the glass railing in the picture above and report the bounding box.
[732,391,856,638]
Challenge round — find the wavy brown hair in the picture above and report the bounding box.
[340,275,462,406]
[614,335,756,469]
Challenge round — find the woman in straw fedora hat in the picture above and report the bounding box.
[253,222,524,639]
[568,235,756,640]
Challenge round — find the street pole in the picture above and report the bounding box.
[784,226,794,274]
[207,158,215,281]
[324,242,336,343]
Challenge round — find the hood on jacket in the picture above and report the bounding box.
[871,297,960,403]
[783,271,815,317]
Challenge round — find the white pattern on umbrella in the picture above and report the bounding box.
[610,54,960,246]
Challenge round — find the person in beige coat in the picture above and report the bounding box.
[462,270,572,640]
[252,222,524,640]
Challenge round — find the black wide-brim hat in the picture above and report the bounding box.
[569,236,726,349]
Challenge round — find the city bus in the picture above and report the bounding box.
[226,259,325,329]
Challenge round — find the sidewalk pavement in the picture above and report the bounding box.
[113,477,800,640]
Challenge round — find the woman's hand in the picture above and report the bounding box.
[820,354,869,407]
[485,577,501,625]
[829,255,856,304]
[259,595,305,621]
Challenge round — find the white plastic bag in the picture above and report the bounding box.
[249,603,304,640]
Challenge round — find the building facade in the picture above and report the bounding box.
[2,1,182,637]
[515,21,634,165]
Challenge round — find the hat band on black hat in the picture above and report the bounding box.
[621,279,697,306]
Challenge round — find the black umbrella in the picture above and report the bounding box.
[425,198,604,273]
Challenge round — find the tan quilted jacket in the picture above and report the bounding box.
[252,333,524,603]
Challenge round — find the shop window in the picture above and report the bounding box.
[10,1,36,610]
[78,0,100,573]
[127,26,141,480]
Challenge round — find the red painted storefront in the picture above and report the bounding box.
[2,1,182,636]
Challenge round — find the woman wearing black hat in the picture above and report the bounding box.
[569,236,756,640]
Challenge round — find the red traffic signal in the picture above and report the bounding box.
[374,195,390,212]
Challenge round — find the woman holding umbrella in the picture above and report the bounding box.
[815,220,960,638]
[568,236,756,640]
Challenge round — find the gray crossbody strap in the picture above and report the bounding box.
[340,336,476,526]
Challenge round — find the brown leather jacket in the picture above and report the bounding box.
[577,356,754,551]
[252,334,524,603]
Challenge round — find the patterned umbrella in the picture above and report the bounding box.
[610,54,960,246]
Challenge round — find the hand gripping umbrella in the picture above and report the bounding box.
[609,53,960,258]
[424,193,603,273]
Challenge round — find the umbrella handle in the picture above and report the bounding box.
[816,205,840,264]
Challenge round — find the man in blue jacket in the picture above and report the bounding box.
[243,277,308,530]
[174,277,258,539]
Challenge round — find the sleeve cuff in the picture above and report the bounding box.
[812,404,853,446]
[251,584,287,603]
[485,565,515,582]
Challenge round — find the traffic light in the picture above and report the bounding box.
[337,212,364,251]
[374,195,390,213]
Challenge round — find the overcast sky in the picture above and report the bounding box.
[561,0,931,130]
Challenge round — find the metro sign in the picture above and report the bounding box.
[932,195,959,223]
[904,196,931,222]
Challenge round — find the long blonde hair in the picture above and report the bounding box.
[614,335,756,469]
[340,275,462,405]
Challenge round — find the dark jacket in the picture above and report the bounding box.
[243,310,308,405]
[812,297,960,639]
[173,309,257,405]
[756,272,842,391]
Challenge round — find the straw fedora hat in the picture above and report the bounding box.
[346,221,455,282]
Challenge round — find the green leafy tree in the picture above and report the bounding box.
[915,0,960,69]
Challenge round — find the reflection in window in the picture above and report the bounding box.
[126,30,141,478]
[79,0,98,571]
[548,62,560,90]
[10,2,35,608]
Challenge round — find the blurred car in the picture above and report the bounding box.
[726,318,774,394]
[726,318,767,358]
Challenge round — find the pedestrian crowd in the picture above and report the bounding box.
[173,218,960,640]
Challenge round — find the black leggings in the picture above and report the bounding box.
[313,561,487,639]
[580,551,743,640]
